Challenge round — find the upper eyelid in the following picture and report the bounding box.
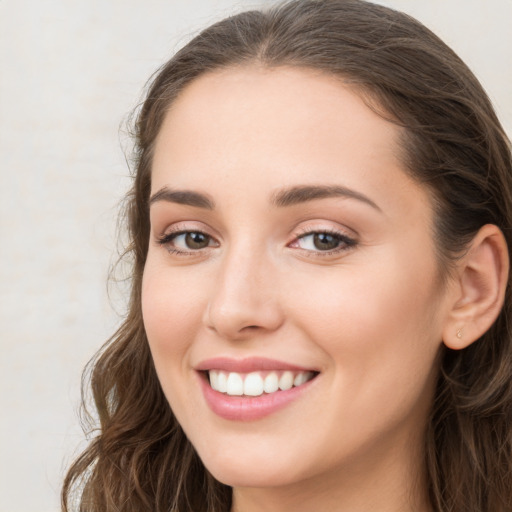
[293,223,358,241]
[158,229,356,252]
[291,230,357,246]
[154,222,358,245]
[157,229,218,244]
[156,221,220,239]
[296,230,354,241]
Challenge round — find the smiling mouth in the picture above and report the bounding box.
[206,370,317,397]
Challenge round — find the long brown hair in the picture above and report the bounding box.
[62,1,512,510]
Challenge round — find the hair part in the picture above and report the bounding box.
[63,1,512,511]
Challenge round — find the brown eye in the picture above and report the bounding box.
[184,232,211,249]
[312,233,340,251]
[157,230,217,253]
[293,231,356,254]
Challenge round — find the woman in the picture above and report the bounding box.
[62,1,512,511]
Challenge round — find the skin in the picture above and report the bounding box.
[141,66,461,512]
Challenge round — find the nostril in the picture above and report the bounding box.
[204,293,284,339]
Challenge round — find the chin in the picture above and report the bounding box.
[197,446,304,489]
[208,465,295,489]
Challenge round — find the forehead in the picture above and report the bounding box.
[151,66,428,218]
[154,66,399,168]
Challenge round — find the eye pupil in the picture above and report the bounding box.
[185,232,210,249]
[314,233,339,250]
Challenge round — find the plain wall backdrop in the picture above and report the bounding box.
[1,1,511,510]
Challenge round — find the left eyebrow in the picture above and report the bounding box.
[270,184,382,212]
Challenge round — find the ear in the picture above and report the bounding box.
[443,224,509,350]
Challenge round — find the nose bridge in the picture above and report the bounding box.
[205,238,282,338]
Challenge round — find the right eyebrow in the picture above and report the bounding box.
[271,184,381,212]
[149,187,215,210]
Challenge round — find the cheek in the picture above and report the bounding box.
[283,261,443,452]
[285,251,443,380]
[141,264,206,365]
[141,264,212,426]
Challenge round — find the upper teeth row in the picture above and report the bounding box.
[208,370,314,396]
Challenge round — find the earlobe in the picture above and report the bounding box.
[443,224,509,350]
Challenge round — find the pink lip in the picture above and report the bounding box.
[195,358,318,422]
[195,356,314,373]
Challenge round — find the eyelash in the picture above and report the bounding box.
[292,228,357,256]
[156,230,218,256]
[156,228,357,257]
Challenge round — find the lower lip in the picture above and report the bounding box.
[198,373,316,421]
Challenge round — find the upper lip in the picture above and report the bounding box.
[195,357,316,373]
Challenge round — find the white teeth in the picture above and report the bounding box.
[226,372,244,396]
[279,371,294,390]
[208,370,315,396]
[244,372,264,396]
[294,372,307,386]
[209,370,219,390]
[217,371,227,393]
[263,372,279,393]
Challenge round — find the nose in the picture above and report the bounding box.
[204,248,284,340]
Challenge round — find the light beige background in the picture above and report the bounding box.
[0,1,510,511]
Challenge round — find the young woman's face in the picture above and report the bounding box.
[142,67,454,491]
